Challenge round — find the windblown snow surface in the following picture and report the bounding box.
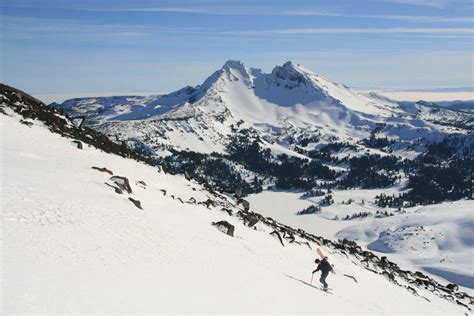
[1,110,469,314]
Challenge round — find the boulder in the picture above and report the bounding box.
[71,140,83,149]
[446,283,459,292]
[238,198,250,211]
[110,176,132,194]
[212,221,235,237]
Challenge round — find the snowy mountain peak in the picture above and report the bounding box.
[279,60,307,74]
[222,59,247,72]
[271,61,307,82]
[220,59,255,87]
[52,60,473,153]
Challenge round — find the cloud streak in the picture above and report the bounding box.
[90,6,340,17]
[384,0,447,8]
[361,14,473,23]
[223,27,474,36]
[79,5,474,26]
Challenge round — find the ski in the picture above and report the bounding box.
[316,248,325,260]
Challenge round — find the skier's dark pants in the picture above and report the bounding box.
[320,272,329,288]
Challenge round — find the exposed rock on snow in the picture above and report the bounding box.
[91,166,114,175]
[109,176,133,194]
[128,197,143,210]
[71,140,83,149]
[212,220,235,237]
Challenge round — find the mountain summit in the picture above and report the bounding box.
[53,60,471,154]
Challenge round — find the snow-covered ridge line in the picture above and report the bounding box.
[2,84,472,312]
[53,60,472,156]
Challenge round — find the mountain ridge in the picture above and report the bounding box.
[51,60,472,159]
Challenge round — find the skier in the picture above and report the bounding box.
[312,256,332,289]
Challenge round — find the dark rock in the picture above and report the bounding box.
[455,300,469,309]
[20,119,33,127]
[238,198,250,211]
[406,286,418,295]
[203,180,215,194]
[201,198,215,209]
[105,183,122,194]
[343,274,358,283]
[446,283,459,292]
[382,271,395,282]
[270,230,285,247]
[136,180,147,188]
[110,176,132,194]
[234,188,241,198]
[212,220,235,237]
[128,197,143,209]
[92,166,114,175]
[283,231,296,243]
[72,140,83,149]
[221,208,233,216]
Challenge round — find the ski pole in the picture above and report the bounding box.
[311,273,314,284]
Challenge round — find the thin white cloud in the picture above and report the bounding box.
[92,6,339,17]
[384,0,447,8]
[3,14,473,45]
[85,6,473,26]
[225,27,474,36]
[362,14,473,23]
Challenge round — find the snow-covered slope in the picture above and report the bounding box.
[52,86,195,125]
[55,60,472,155]
[2,86,472,314]
[247,190,474,292]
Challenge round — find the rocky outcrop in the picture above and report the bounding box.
[110,176,132,194]
[0,84,155,166]
[212,221,235,237]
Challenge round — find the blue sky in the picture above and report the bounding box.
[1,0,473,101]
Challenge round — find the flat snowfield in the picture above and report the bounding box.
[0,113,468,314]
